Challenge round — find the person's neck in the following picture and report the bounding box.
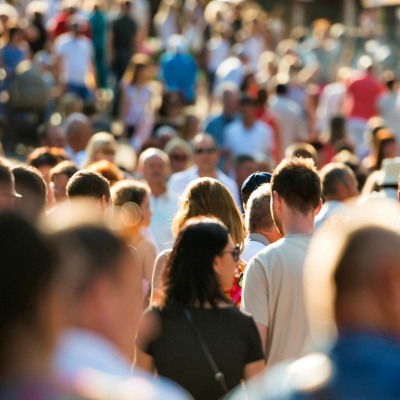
[283,210,315,236]
[223,109,235,119]
[243,119,254,130]
[149,182,167,198]
[197,166,218,179]
[252,229,281,244]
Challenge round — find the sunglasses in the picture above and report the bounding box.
[194,147,216,155]
[223,243,240,262]
[102,148,115,156]
[169,154,188,161]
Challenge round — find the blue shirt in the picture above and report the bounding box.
[227,331,400,400]
[203,112,237,146]
[160,52,197,103]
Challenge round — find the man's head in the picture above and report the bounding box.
[52,224,141,359]
[37,122,67,148]
[0,158,20,212]
[12,165,47,222]
[239,94,257,125]
[67,170,111,210]
[50,161,79,204]
[241,171,272,210]
[306,223,400,339]
[65,113,92,153]
[138,148,171,187]
[234,155,258,192]
[320,163,359,202]
[245,184,283,243]
[192,133,219,173]
[220,83,239,118]
[276,83,287,96]
[271,157,321,235]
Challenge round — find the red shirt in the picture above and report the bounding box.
[343,72,383,120]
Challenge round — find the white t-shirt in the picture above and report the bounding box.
[206,37,230,73]
[123,84,152,126]
[54,33,94,86]
[223,120,274,156]
[241,233,270,263]
[149,189,180,251]
[213,56,244,94]
[241,234,313,369]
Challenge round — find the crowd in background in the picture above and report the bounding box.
[2,0,400,399]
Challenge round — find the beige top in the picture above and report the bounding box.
[241,234,313,369]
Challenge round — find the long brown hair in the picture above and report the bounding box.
[172,178,244,250]
[122,53,150,86]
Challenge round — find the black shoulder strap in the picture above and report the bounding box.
[184,308,230,394]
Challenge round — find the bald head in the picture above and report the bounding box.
[139,148,170,187]
[65,113,92,153]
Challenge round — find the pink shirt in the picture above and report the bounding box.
[343,72,383,120]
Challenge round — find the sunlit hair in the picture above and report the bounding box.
[86,160,124,185]
[155,216,231,308]
[172,178,244,249]
[84,132,118,167]
[111,180,150,208]
[122,53,150,85]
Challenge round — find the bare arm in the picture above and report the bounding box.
[151,252,168,303]
[244,359,265,380]
[255,322,268,355]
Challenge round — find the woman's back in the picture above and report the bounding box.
[139,304,263,400]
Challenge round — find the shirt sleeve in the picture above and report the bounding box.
[241,256,270,327]
[245,315,265,364]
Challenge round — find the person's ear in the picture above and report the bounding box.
[336,182,347,200]
[273,191,282,211]
[213,254,222,278]
[99,195,109,211]
[376,266,400,325]
[398,190,400,204]
[316,198,323,216]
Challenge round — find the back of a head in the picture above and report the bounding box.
[276,83,287,96]
[172,178,244,248]
[245,184,274,233]
[12,165,47,221]
[271,157,321,214]
[159,217,230,308]
[67,170,111,202]
[319,163,353,200]
[52,224,126,297]
[0,213,55,367]
[111,180,150,207]
[27,147,60,169]
[285,143,319,166]
[50,161,79,181]
[86,160,124,185]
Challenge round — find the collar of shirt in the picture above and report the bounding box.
[247,232,270,246]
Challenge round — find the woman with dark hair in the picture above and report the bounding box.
[135,217,265,400]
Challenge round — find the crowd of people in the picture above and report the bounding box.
[1,0,400,399]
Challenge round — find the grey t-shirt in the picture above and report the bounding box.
[241,234,313,369]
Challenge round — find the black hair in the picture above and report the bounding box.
[12,165,47,222]
[158,217,231,309]
[276,84,287,95]
[67,170,111,202]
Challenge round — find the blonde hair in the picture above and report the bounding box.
[84,132,118,167]
[122,53,150,86]
[172,178,244,249]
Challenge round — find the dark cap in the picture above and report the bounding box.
[241,171,272,205]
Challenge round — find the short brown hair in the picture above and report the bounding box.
[172,178,244,248]
[271,157,321,214]
[50,161,78,182]
[67,170,111,202]
[111,180,150,207]
[320,163,354,199]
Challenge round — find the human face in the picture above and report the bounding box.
[235,160,258,188]
[52,173,69,204]
[140,194,152,227]
[169,149,188,173]
[143,155,169,185]
[93,146,116,163]
[193,138,219,172]
[213,236,239,291]
[48,126,67,148]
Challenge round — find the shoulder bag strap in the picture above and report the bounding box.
[184,308,230,394]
